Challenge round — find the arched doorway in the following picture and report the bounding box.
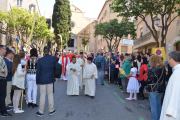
[176,42,180,51]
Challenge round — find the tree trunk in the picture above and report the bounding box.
[156,41,159,47]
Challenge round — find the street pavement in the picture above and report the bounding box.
[3,79,151,120]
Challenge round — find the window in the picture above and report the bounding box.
[121,46,127,52]
[110,8,114,13]
[71,22,75,28]
[17,0,22,6]
[140,27,143,37]
[68,39,74,47]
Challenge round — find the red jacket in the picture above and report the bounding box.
[139,64,148,81]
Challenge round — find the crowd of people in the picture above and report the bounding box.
[0,44,180,120]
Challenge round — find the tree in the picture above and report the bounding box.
[94,19,136,52]
[52,0,72,48]
[0,7,53,51]
[111,0,180,47]
[81,38,89,49]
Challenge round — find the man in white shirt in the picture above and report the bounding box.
[160,51,180,120]
[66,56,81,95]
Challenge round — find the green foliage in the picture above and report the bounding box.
[81,38,89,48]
[111,0,180,19]
[52,0,72,48]
[110,0,180,47]
[0,9,7,21]
[94,19,136,52]
[0,7,54,48]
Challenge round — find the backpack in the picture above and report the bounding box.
[96,57,104,69]
[51,57,62,82]
[54,63,62,78]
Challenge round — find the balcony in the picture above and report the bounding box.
[133,32,156,49]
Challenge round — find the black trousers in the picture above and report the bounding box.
[0,80,7,113]
[11,90,14,102]
[110,71,114,83]
[118,78,121,86]
[140,80,147,98]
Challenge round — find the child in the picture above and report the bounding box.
[125,60,139,100]
[12,54,26,113]
[110,58,115,84]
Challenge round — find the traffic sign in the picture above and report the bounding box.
[155,49,162,55]
[100,45,104,50]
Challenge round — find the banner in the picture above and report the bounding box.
[123,39,134,45]
[152,47,166,62]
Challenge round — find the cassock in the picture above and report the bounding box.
[83,63,97,96]
[160,64,180,120]
[58,55,70,81]
[77,57,87,88]
[66,62,81,95]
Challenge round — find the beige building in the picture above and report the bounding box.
[0,0,41,45]
[69,4,92,51]
[134,13,180,58]
[44,4,93,51]
[77,0,134,53]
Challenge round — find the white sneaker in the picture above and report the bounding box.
[125,98,132,101]
[14,110,24,113]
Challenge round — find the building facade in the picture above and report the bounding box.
[44,4,93,51]
[134,13,180,58]
[77,0,134,53]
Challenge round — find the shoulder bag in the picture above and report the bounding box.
[143,68,164,98]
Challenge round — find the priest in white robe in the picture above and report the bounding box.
[160,51,180,120]
[83,57,97,99]
[66,56,81,95]
[59,51,70,81]
[77,52,87,89]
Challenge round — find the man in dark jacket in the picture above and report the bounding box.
[36,46,56,117]
[4,49,14,111]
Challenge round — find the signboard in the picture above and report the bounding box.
[123,39,134,45]
[100,45,105,50]
[152,47,166,62]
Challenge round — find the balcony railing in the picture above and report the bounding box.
[134,32,153,46]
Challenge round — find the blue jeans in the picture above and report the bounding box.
[149,92,163,120]
[97,69,104,84]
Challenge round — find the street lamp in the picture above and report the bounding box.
[154,16,167,49]
[154,17,160,26]
[58,34,62,53]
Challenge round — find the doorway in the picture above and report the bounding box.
[68,39,74,47]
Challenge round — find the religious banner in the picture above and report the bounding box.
[152,47,166,62]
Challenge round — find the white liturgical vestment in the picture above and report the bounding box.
[83,63,97,96]
[66,62,81,95]
[160,64,180,120]
[58,56,70,81]
[77,57,87,87]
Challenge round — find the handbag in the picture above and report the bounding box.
[143,68,164,97]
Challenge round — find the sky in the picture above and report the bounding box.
[38,0,106,18]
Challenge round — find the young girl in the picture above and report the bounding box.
[125,60,139,100]
[12,54,26,113]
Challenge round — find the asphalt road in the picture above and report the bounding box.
[3,79,151,120]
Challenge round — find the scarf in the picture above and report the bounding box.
[62,55,68,76]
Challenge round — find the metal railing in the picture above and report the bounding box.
[134,32,153,46]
